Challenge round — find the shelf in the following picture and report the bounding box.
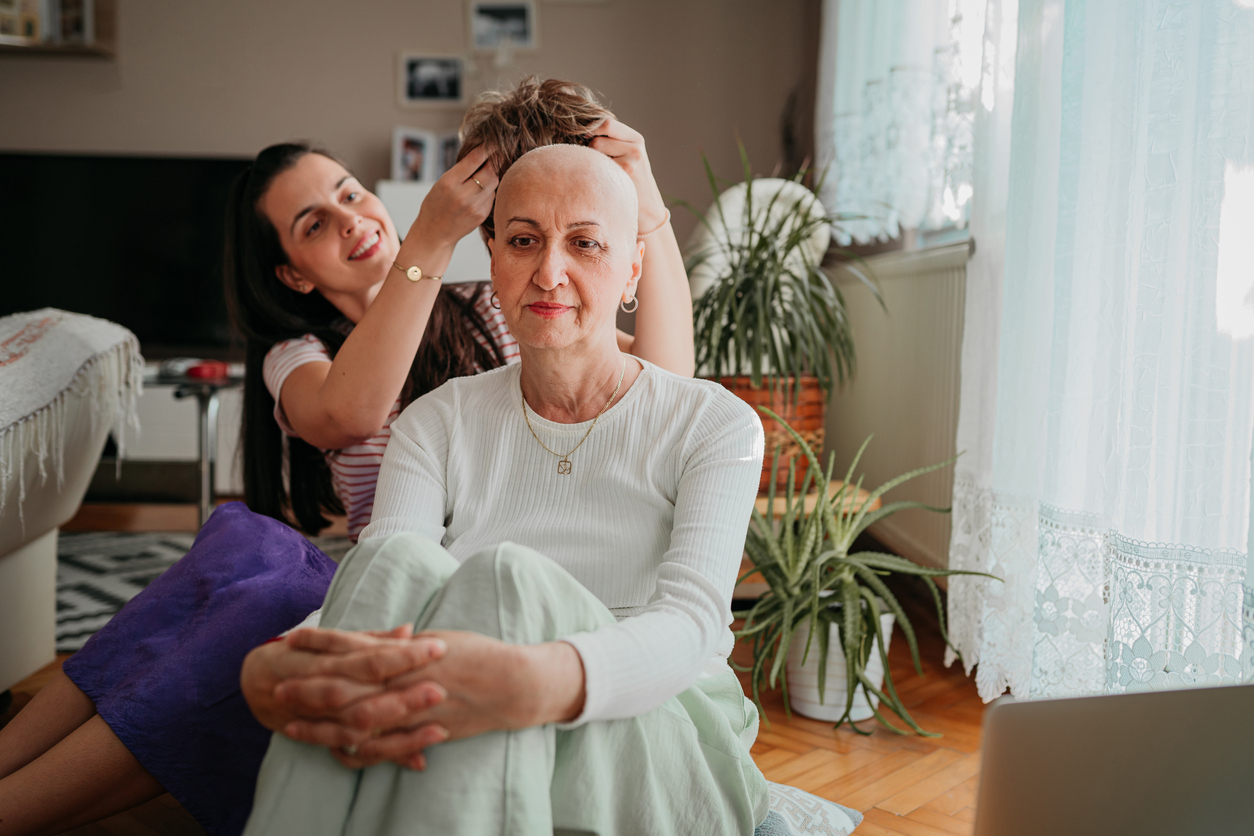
[0,0,115,59]
[0,40,112,57]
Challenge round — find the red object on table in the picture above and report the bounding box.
[186,360,229,379]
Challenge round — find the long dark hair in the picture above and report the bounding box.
[224,143,504,534]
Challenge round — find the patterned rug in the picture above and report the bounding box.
[56,531,353,653]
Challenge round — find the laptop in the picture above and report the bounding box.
[974,683,1254,836]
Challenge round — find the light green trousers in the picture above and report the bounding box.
[243,534,769,836]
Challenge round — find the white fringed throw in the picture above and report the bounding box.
[0,308,143,523]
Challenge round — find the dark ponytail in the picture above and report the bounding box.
[224,143,503,534]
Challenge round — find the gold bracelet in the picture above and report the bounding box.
[637,209,671,239]
[392,262,443,282]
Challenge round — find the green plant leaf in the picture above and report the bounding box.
[857,591,927,736]
[842,435,873,491]
[852,566,922,677]
[847,456,959,539]
[815,608,832,706]
[748,505,787,570]
[862,691,911,736]
[922,575,964,661]
[771,596,795,688]
[840,578,862,722]
[848,551,1001,581]
[852,500,951,538]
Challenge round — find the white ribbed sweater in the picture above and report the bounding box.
[358,359,764,724]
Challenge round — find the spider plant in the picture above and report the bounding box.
[681,145,877,399]
[734,407,998,736]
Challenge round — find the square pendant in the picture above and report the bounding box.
[557,459,572,475]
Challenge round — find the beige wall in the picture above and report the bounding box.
[0,0,819,241]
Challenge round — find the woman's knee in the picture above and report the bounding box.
[321,534,458,631]
[338,533,457,584]
[455,542,575,604]
[480,541,556,581]
[436,543,614,642]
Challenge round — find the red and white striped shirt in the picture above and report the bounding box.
[262,284,519,539]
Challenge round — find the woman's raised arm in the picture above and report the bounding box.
[589,120,696,377]
[278,148,498,449]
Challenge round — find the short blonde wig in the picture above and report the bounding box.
[458,77,615,241]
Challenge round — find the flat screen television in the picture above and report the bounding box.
[0,152,253,358]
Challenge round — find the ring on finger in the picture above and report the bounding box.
[341,743,359,756]
[472,177,485,191]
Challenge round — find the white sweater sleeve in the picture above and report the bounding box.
[560,396,762,724]
[356,389,453,545]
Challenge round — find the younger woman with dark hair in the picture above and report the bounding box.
[0,77,693,836]
[226,142,509,540]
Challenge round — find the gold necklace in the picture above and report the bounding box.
[522,358,627,475]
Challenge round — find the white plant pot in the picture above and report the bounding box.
[785,612,895,722]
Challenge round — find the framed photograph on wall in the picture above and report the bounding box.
[438,131,461,176]
[58,0,93,44]
[0,0,20,41]
[391,127,439,181]
[468,1,538,51]
[397,54,466,107]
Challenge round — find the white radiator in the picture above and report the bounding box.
[824,242,968,570]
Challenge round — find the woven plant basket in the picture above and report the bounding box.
[714,375,825,493]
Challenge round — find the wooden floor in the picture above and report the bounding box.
[5,503,987,835]
[61,500,350,538]
[731,586,986,835]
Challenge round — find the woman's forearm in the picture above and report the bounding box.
[307,242,451,444]
[519,641,587,726]
[584,119,695,377]
[628,222,695,377]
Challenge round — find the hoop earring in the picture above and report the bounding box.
[490,291,501,310]
[620,295,639,313]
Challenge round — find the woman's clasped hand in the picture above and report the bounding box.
[246,625,586,771]
[242,626,445,769]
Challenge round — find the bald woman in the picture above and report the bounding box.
[241,145,768,836]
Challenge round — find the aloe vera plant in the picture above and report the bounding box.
[734,407,998,736]
[681,146,877,399]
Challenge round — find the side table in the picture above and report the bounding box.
[165,374,244,528]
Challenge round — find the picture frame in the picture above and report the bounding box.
[397,53,467,108]
[391,127,439,182]
[438,131,461,177]
[58,0,93,44]
[468,1,538,52]
[0,0,20,42]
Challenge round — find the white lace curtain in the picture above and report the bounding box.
[946,0,1254,703]
[815,0,988,244]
